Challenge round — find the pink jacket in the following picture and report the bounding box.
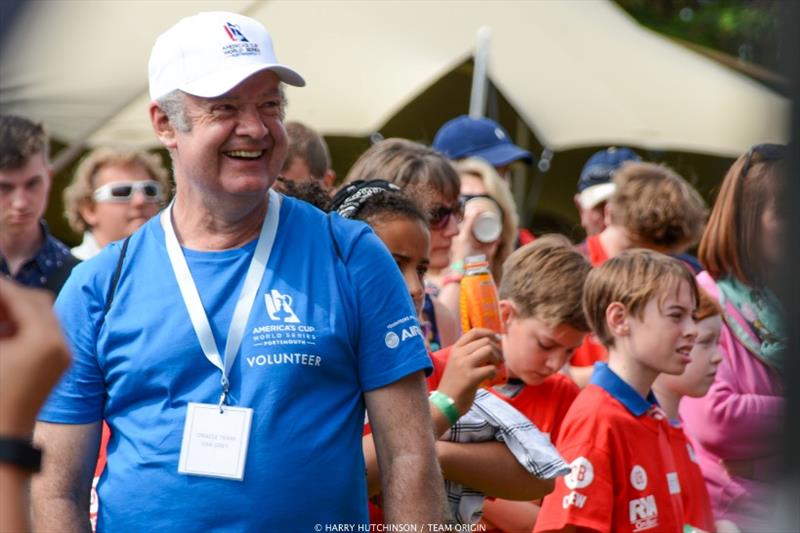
[680,272,784,529]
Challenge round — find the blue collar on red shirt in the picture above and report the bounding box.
[590,362,659,417]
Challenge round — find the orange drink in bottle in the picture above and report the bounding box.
[459,254,507,387]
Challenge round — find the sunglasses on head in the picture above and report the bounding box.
[429,197,465,230]
[93,180,163,203]
[741,143,786,178]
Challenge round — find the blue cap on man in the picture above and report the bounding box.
[433,115,533,167]
[576,147,641,209]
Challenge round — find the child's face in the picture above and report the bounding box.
[656,315,722,398]
[500,302,586,386]
[624,280,698,377]
[372,216,431,316]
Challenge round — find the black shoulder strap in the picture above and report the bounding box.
[103,236,131,318]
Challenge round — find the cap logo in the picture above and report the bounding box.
[494,127,505,140]
[221,22,261,58]
[224,22,250,42]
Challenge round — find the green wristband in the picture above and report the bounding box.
[449,260,465,275]
[429,391,461,426]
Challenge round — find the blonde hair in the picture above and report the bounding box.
[583,249,699,348]
[609,162,707,253]
[64,148,171,233]
[499,234,591,332]
[345,138,460,212]
[456,157,519,282]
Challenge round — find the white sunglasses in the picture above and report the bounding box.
[93,180,163,203]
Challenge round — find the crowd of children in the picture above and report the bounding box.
[270,135,786,532]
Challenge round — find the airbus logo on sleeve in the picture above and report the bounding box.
[383,315,423,349]
[385,332,400,349]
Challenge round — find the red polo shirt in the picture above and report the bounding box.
[535,363,684,533]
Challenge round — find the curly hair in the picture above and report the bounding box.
[609,162,707,253]
[63,148,171,233]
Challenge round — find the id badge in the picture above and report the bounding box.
[178,402,253,481]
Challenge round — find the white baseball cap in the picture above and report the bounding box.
[148,11,305,101]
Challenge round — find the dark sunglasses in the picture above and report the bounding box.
[741,143,786,178]
[92,180,163,203]
[429,197,465,230]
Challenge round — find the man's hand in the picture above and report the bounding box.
[0,279,71,437]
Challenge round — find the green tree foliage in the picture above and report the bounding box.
[615,0,782,72]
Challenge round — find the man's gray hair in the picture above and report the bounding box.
[154,82,288,133]
[156,90,191,133]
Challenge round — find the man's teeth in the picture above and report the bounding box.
[226,150,262,158]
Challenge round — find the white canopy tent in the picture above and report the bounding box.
[0,0,790,158]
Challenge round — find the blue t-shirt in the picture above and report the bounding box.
[40,196,432,532]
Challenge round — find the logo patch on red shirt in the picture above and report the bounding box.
[564,456,594,489]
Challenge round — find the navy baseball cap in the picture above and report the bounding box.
[576,147,641,209]
[433,115,533,167]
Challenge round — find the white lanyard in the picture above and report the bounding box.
[161,189,281,408]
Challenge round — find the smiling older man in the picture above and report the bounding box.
[33,12,443,532]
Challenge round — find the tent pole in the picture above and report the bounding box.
[469,27,491,118]
[512,117,529,219]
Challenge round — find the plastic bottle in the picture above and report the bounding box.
[459,254,507,387]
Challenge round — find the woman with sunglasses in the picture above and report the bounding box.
[679,144,787,532]
[64,148,170,260]
[346,138,462,351]
[435,157,519,320]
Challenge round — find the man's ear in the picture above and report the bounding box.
[149,102,178,149]
[499,299,516,329]
[606,301,629,337]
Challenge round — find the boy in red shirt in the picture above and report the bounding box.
[653,288,723,533]
[536,249,699,533]
[433,236,592,532]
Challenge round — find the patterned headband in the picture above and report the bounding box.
[329,179,401,219]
